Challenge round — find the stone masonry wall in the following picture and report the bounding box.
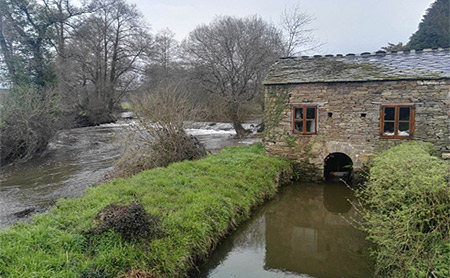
[264,79,450,181]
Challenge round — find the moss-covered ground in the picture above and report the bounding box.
[0,144,290,278]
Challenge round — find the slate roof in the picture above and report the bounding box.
[264,48,450,85]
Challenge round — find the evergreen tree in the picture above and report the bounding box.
[407,0,449,49]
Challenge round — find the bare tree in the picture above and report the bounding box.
[141,28,182,90]
[279,3,319,56]
[184,16,284,137]
[153,28,179,69]
[42,0,88,57]
[64,0,151,125]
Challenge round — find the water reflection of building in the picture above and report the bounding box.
[265,185,371,278]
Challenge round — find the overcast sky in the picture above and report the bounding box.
[129,0,435,55]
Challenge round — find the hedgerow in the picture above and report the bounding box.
[356,142,450,278]
[0,144,290,278]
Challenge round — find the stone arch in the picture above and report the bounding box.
[324,152,353,181]
[322,141,359,166]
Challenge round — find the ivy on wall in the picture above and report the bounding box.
[264,85,291,141]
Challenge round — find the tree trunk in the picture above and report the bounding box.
[232,121,250,138]
[0,15,17,84]
[229,102,250,138]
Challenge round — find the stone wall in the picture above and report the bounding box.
[264,79,450,181]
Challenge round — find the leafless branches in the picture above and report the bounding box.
[113,83,207,177]
[61,0,152,125]
[153,28,179,69]
[279,3,321,56]
[183,16,284,137]
[0,0,320,164]
[0,85,61,165]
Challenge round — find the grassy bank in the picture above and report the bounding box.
[357,142,450,278]
[0,144,291,278]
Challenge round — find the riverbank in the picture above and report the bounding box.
[0,144,291,278]
[0,120,261,228]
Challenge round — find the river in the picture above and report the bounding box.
[194,182,373,278]
[0,119,260,228]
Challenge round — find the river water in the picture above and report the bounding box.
[194,183,373,278]
[0,120,260,228]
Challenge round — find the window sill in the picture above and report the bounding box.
[292,131,317,135]
[379,135,414,140]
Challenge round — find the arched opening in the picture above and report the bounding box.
[324,153,353,182]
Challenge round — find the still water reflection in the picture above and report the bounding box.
[195,183,373,278]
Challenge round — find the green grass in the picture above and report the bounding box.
[120,102,132,111]
[0,144,290,278]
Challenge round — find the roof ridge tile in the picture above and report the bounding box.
[283,48,450,60]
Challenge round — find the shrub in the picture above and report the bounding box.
[356,142,450,278]
[0,85,61,165]
[114,84,207,177]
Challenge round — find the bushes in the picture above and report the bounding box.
[114,84,207,177]
[356,142,450,278]
[0,144,291,277]
[0,85,61,165]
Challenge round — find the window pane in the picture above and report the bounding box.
[398,122,410,136]
[384,107,395,120]
[306,120,316,132]
[383,122,394,135]
[399,107,410,121]
[295,108,303,119]
[306,108,316,119]
[294,121,303,132]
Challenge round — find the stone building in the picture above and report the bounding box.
[263,48,450,181]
